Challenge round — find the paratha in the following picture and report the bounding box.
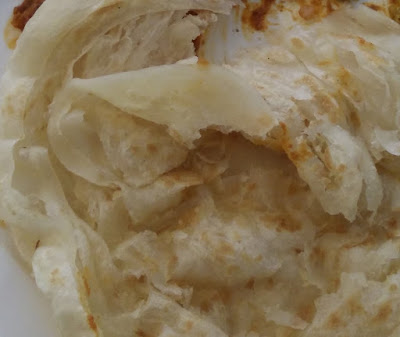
[1,1,400,336]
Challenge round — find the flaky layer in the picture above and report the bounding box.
[1,1,400,337]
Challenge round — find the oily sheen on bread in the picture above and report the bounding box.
[1,1,400,337]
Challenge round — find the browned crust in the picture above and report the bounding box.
[11,0,45,31]
[241,0,275,31]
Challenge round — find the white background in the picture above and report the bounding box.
[0,1,60,336]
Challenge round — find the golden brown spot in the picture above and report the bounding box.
[169,129,185,144]
[0,220,6,228]
[245,278,255,290]
[138,275,147,283]
[247,183,257,191]
[233,4,241,21]
[348,297,364,315]
[288,183,299,195]
[357,37,375,50]
[187,10,199,16]
[50,268,64,286]
[389,0,400,23]
[386,231,396,240]
[338,67,352,89]
[193,33,209,65]
[294,248,304,255]
[337,164,346,173]
[364,3,384,12]
[147,144,158,153]
[35,240,41,250]
[130,146,139,153]
[299,5,316,20]
[277,218,302,232]
[343,235,375,249]
[83,276,90,297]
[322,146,335,171]
[291,37,305,49]
[87,314,97,333]
[242,0,276,31]
[317,93,338,118]
[311,246,325,262]
[390,284,398,292]
[200,300,212,312]
[333,278,340,290]
[218,242,235,255]
[296,0,336,21]
[76,272,90,314]
[326,313,342,328]
[227,265,241,276]
[4,19,21,49]
[193,34,203,55]
[257,115,275,128]
[164,170,202,188]
[136,329,152,337]
[288,142,313,163]
[197,57,210,66]
[11,0,45,31]
[219,288,232,304]
[349,109,361,129]
[373,303,392,323]
[200,233,212,248]
[263,277,275,290]
[279,122,288,134]
[333,223,349,234]
[317,223,348,238]
[251,0,275,30]
[388,218,397,230]
[332,253,341,272]
[168,255,178,272]
[297,303,315,322]
[318,60,332,67]
[185,320,194,331]
[177,207,199,228]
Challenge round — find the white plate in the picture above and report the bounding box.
[0,1,60,336]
